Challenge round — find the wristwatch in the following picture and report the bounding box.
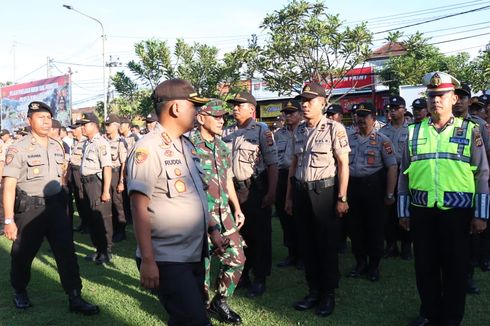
[4,218,14,225]
[337,196,348,203]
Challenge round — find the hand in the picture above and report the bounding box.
[139,259,160,289]
[4,222,18,241]
[101,191,111,202]
[384,197,395,206]
[285,198,293,216]
[235,212,245,230]
[336,201,349,217]
[209,230,228,255]
[117,182,125,193]
[399,218,410,231]
[471,218,487,234]
[261,191,275,208]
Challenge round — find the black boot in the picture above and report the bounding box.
[13,290,32,309]
[347,255,367,277]
[68,290,100,315]
[315,293,335,317]
[208,295,242,324]
[368,257,380,282]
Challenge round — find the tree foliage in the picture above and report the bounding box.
[253,0,373,98]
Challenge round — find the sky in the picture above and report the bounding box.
[1,0,489,108]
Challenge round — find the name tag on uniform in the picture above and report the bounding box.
[449,137,469,145]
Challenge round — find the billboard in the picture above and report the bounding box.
[259,102,283,118]
[321,67,374,95]
[0,75,71,130]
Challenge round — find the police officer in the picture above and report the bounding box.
[346,104,358,134]
[325,104,343,123]
[118,116,138,225]
[190,100,246,324]
[104,114,128,242]
[222,91,278,298]
[412,98,429,123]
[285,83,350,317]
[79,112,113,265]
[398,72,489,326]
[127,78,226,326]
[380,95,411,259]
[2,101,99,315]
[69,121,90,233]
[275,100,303,268]
[346,102,397,282]
[143,111,158,134]
[0,129,13,235]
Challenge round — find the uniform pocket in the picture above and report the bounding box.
[27,159,45,180]
[166,165,189,198]
[238,141,258,163]
[310,144,330,167]
[364,148,380,166]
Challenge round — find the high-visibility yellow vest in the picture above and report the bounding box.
[404,117,476,209]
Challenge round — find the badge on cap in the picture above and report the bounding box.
[31,103,40,110]
[430,73,441,87]
[415,100,420,105]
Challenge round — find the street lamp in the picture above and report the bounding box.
[63,4,107,120]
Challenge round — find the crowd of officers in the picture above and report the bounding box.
[1,72,489,326]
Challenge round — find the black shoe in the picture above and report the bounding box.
[236,276,250,290]
[277,256,296,268]
[293,294,319,311]
[347,264,367,278]
[315,294,335,317]
[246,282,266,298]
[112,231,126,243]
[13,291,32,309]
[407,316,430,326]
[466,278,481,294]
[95,253,112,265]
[68,290,100,315]
[383,244,399,258]
[369,269,380,282]
[480,259,490,272]
[401,243,413,260]
[208,296,242,324]
[84,252,99,262]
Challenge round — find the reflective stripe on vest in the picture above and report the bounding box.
[405,118,476,210]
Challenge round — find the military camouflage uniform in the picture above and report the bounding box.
[190,130,246,303]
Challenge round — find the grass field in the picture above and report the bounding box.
[1,216,489,326]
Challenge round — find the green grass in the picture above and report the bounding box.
[1,216,490,326]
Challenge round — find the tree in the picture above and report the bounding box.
[469,50,490,92]
[252,0,373,99]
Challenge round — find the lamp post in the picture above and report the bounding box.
[63,4,107,120]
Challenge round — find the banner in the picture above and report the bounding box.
[0,75,71,130]
[260,102,283,118]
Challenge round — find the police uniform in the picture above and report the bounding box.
[0,134,14,230]
[79,113,113,263]
[119,117,138,225]
[190,102,246,323]
[3,101,98,314]
[346,103,397,281]
[379,96,411,258]
[275,101,301,266]
[104,115,128,242]
[398,72,490,325]
[222,93,278,296]
[127,122,211,326]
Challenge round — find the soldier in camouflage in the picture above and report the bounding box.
[190,100,246,325]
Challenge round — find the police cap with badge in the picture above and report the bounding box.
[412,98,427,110]
[355,102,376,117]
[422,71,460,95]
[325,104,342,116]
[27,101,54,117]
[78,112,100,125]
[281,100,301,113]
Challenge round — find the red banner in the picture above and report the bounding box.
[323,67,373,90]
[1,75,71,130]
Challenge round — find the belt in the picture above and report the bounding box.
[81,174,99,184]
[233,178,252,190]
[294,177,335,191]
[31,192,61,206]
[70,165,80,171]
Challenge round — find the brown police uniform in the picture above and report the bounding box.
[80,132,113,257]
[222,118,278,286]
[292,115,350,297]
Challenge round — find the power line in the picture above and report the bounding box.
[374,4,490,34]
[430,31,490,45]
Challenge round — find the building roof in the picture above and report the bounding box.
[368,42,407,61]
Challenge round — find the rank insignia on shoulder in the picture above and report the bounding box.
[383,141,393,154]
[162,132,172,145]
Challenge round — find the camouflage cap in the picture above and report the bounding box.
[199,99,227,117]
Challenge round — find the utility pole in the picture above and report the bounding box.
[106,55,121,107]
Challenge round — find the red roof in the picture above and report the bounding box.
[368,42,407,60]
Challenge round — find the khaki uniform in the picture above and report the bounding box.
[222,118,278,283]
[292,116,350,295]
[379,120,409,165]
[80,133,113,255]
[69,137,89,228]
[0,138,14,162]
[3,132,82,294]
[127,124,209,262]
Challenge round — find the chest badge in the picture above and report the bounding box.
[175,179,186,193]
[164,150,174,157]
[174,168,182,176]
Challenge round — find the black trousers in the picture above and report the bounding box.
[136,258,210,326]
[385,174,411,247]
[293,184,340,295]
[276,169,299,260]
[11,192,82,293]
[70,166,89,227]
[411,205,471,325]
[238,180,272,281]
[110,168,126,233]
[347,171,386,260]
[82,177,113,254]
